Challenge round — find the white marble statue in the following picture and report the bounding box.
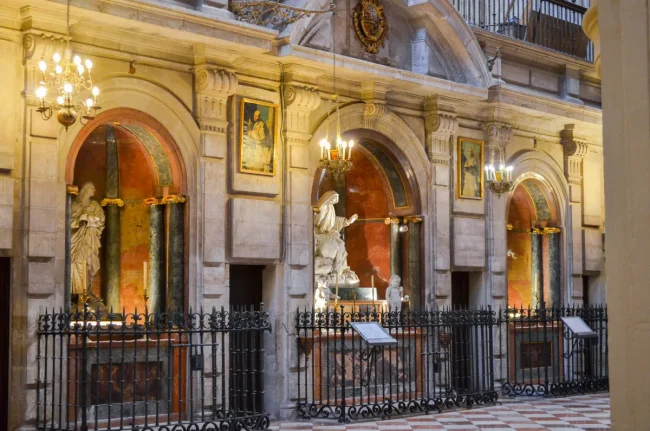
[70,182,105,301]
[386,275,404,313]
[313,190,359,287]
[314,278,339,312]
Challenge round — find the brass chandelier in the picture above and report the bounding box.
[35,0,101,131]
[485,144,514,198]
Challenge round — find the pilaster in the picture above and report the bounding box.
[281,83,321,418]
[561,124,588,301]
[194,65,237,310]
[424,96,458,307]
[483,121,513,309]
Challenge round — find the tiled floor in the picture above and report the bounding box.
[271,393,611,430]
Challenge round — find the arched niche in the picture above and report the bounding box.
[506,162,566,309]
[310,115,426,308]
[64,107,192,315]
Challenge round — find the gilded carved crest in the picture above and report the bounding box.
[353,0,388,54]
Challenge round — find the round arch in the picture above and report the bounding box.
[58,76,201,308]
[58,76,200,195]
[504,149,572,307]
[308,102,432,306]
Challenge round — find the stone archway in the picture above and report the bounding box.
[505,150,570,308]
[59,77,201,312]
[308,103,430,308]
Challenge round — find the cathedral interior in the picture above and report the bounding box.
[0,0,646,430]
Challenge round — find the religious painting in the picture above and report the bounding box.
[456,137,484,200]
[239,98,278,176]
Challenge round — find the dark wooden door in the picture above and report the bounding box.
[228,265,265,414]
[451,271,471,392]
[0,258,10,430]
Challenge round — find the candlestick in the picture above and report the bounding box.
[143,261,149,304]
[334,276,339,308]
[82,259,88,308]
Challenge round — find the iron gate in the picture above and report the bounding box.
[36,304,271,431]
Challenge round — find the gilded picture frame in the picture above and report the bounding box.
[457,137,484,200]
[239,98,278,176]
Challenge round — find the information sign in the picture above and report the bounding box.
[350,322,397,347]
[561,316,598,340]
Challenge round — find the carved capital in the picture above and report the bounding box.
[101,198,124,207]
[424,106,458,163]
[284,86,321,112]
[161,195,186,204]
[483,122,513,147]
[560,124,589,183]
[23,32,66,63]
[284,86,321,135]
[364,102,387,128]
[195,68,238,97]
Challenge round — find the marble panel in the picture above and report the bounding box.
[453,217,485,268]
[230,197,281,260]
[583,228,603,273]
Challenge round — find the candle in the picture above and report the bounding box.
[143,261,148,300]
[371,275,374,288]
[82,259,87,304]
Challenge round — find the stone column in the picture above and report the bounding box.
[547,229,561,307]
[530,229,544,308]
[424,96,458,308]
[484,122,513,309]
[164,196,185,314]
[101,125,122,312]
[146,199,165,314]
[405,216,423,310]
[596,4,650,428]
[386,218,402,279]
[560,124,588,303]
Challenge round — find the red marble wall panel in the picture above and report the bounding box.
[73,125,157,312]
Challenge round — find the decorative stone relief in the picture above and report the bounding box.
[425,112,458,163]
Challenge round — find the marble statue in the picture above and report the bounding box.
[386,275,404,313]
[70,182,105,304]
[313,190,359,287]
[314,278,339,312]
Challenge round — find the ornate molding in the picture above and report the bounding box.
[384,217,400,225]
[363,102,387,128]
[403,216,423,224]
[101,198,124,207]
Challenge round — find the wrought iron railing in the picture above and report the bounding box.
[496,305,608,397]
[295,307,499,423]
[35,305,272,431]
[451,0,594,61]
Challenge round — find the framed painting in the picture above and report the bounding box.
[239,98,278,176]
[456,137,484,200]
